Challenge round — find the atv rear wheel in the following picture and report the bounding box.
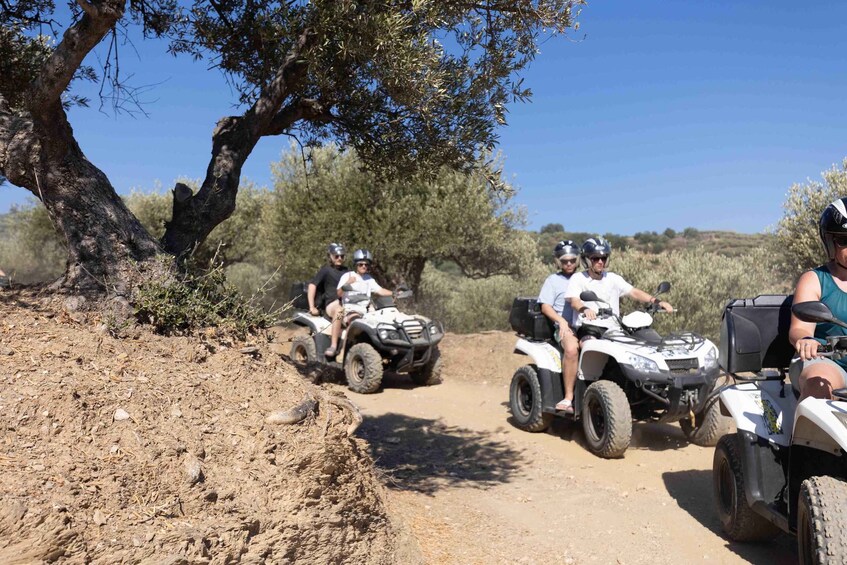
[410,348,443,386]
[798,476,847,565]
[713,434,780,541]
[290,335,317,366]
[581,380,631,458]
[680,395,733,447]
[509,365,553,433]
[345,343,384,394]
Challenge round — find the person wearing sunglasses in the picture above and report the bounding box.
[538,240,582,412]
[307,242,349,319]
[324,249,393,358]
[789,197,847,401]
[566,236,673,341]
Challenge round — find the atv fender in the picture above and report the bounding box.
[792,398,847,456]
[719,381,792,447]
[292,311,331,334]
[514,338,561,373]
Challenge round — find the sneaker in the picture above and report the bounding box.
[555,398,574,413]
[324,347,337,358]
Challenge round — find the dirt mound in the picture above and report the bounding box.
[0,290,416,563]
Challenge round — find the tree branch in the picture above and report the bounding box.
[29,0,125,111]
[264,98,333,136]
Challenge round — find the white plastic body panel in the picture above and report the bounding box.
[793,398,847,456]
[719,380,794,447]
[514,338,562,373]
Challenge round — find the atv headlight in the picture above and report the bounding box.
[704,346,718,370]
[429,323,442,336]
[377,325,404,342]
[625,352,661,374]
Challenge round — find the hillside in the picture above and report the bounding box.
[0,289,418,563]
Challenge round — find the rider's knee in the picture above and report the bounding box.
[802,376,834,401]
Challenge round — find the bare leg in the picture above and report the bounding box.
[799,364,846,401]
[562,331,579,401]
[325,299,341,320]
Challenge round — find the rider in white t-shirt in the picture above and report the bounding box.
[565,237,674,340]
[324,249,393,358]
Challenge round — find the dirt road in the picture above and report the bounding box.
[297,330,797,565]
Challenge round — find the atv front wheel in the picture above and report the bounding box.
[509,365,553,433]
[798,476,847,565]
[410,348,443,386]
[680,395,733,447]
[581,380,631,458]
[713,434,779,541]
[345,343,384,394]
[290,335,317,366]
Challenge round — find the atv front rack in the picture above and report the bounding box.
[602,329,706,350]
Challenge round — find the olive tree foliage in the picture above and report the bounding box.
[263,144,537,291]
[0,0,583,292]
[773,160,847,278]
[614,247,788,342]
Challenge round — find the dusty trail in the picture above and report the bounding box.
[283,329,797,564]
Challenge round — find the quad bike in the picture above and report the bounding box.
[508,282,726,458]
[713,295,847,564]
[288,286,444,394]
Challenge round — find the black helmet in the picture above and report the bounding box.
[352,249,374,264]
[327,242,345,257]
[580,237,612,269]
[553,240,579,261]
[820,198,847,259]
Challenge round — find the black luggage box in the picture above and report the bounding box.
[289,281,309,311]
[509,297,554,341]
[719,294,794,374]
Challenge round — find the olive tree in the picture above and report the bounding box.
[0,0,583,294]
[773,160,847,278]
[264,144,537,291]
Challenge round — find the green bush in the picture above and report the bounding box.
[134,260,276,338]
[614,247,788,342]
[0,202,65,283]
[773,160,847,279]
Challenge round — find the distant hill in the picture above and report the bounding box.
[534,226,772,264]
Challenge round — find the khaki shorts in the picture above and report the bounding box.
[788,356,847,391]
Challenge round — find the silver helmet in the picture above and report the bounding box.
[580,237,612,270]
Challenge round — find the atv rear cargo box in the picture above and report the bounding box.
[719,294,794,374]
[510,297,554,341]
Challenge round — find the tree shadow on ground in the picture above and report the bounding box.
[0,287,54,314]
[662,469,796,564]
[357,412,525,495]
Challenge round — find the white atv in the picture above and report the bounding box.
[288,289,444,394]
[508,282,726,458]
[714,296,847,563]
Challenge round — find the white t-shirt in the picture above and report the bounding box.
[337,272,384,308]
[564,271,634,326]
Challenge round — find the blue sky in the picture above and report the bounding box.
[3,1,847,235]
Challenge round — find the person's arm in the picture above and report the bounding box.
[337,272,351,298]
[541,303,573,341]
[628,287,673,312]
[566,278,596,321]
[307,282,319,314]
[789,270,823,360]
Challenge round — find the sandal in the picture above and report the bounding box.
[555,398,574,413]
[324,347,337,358]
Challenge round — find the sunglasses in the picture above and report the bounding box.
[833,236,847,248]
[332,254,345,259]
[356,262,369,267]
[560,258,577,265]
[590,256,609,263]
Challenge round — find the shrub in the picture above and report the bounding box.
[134,260,277,338]
[614,247,788,342]
[0,202,64,283]
[773,160,847,279]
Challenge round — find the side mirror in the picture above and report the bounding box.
[792,301,847,329]
[580,290,600,303]
[656,281,671,295]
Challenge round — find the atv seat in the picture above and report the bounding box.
[719,295,795,382]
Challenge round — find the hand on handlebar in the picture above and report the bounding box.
[797,338,821,361]
[582,308,597,321]
[309,306,319,316]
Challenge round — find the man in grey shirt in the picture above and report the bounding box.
[537,240,580,413]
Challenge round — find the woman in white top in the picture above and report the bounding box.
[324,249,393,358]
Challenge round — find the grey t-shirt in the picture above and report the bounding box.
[538,272,575,327]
